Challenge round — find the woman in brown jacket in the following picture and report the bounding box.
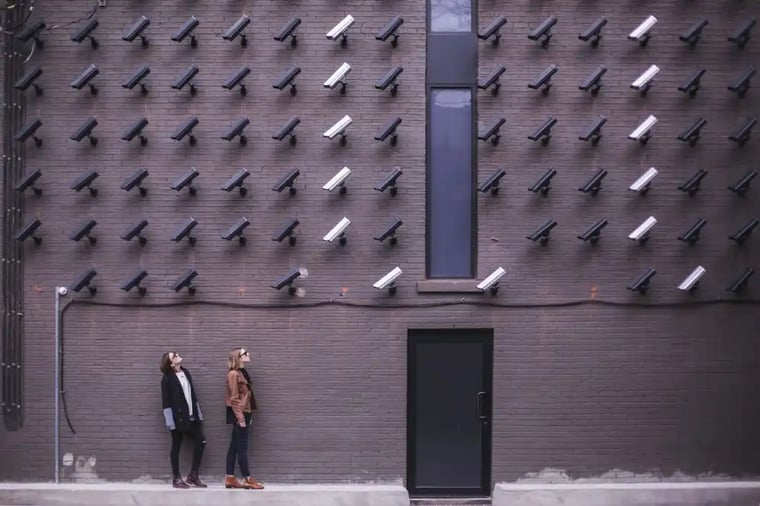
[224,347,264,490]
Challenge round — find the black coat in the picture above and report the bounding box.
[161,367,204,432]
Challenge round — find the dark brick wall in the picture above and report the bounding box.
[1,0,759,487]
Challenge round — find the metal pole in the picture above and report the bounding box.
[54,287,62,484]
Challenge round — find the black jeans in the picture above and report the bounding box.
[170,420,206,478]
[225,412,252,476]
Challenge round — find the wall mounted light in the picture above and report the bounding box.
[172,117,199,146]
[628,15,657,47]
[172,65,199,95]
[121,219,148,246]
[171,168,199,196]
[121,270,148,296]
[15,169,43,196]
[172,269,198,295]
[274,17,301,47]
[727,169,757,196]
[729,117,757,147]
[70,268,97,296]
[728,19,756,49]
[678,68,706,98]
[529,168,557,196]
[579,17,607,47]
[375,117,402,145]
[222,217,250,246]
[121,117,149,145]
[14,64,43,95]
[323,217,351,245]
[529,64,557,94]
[375,65,403,96]
[373,267,403,295]
[728,68,756,98]
[271,268,303,294]
[677,218,707,245]
[376,16,403,47]
[71,64,99,95]
[629,115,657,144]
[223,15,250,47]
[478,168,506,196]
[528,15,557,48]
[222,66,251,96]
[478,118,505,145]
[15,118,43,147]
[172,16,199,47]
[729,218,758,246]
[71,18,99,48]
[15,217,42,246]
[677,169,707,197]
[579,64,606,96]
[122,64,150,94]
[476,267,506,295]
[272,218,299,246]
[172,218,198,246]
[478,65,505,95]
[578,168,607,196]
[527,219,557,245]
[678,118,707,146]
[579,116,607,145]
[374,219,403,246]
[272,169,300,195]
[324,63,352,94]
[221,168,250,196]
[221,117,250,145]
[323,167,351,194]
[70,117,98,146]
[478,15,507,46]
[70,219,97,245]
[273,66,301,95]
[627,267,656,294]
[631,65,660,96]
[629,167,658,196]
[71,170,99,196]
[326,15,355,46]
[578,218,608,245]
[121,168,149,196]
[273,116,300,146]
[677,265,706,292]
[122,15,150,47]
[323,115,352,145]
[628,216,657,245]
[680,19,708,48]
[375,167,403,196]
[528,117,557,145]
[727,268,754,293]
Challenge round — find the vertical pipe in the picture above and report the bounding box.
[54,288,62,483]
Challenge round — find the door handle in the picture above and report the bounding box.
[476,391,487,420]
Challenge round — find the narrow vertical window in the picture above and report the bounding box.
[430,0,472,32]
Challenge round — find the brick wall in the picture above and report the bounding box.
[1,0,759,486]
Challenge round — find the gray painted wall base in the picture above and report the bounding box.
[0,483,409,506]
[494,482,760,506]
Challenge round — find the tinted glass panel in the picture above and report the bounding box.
[428,88,473,278]
[430,0,472,32]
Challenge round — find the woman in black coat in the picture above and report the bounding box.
[160,351,207,488]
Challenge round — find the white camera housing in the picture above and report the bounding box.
[326,15,355,40]
[324,63,352,89]
[629,15,657,40]
[323,167,352,192]
[629,115,658,140]
[628,216,657,241]
[373,266,403,290]
[631,65,660,89]
[629,167,658,192]
[323,217,351,242]
[323,115,353,140]
[476,267,506,292]
[57,286,69,296]
[678,265,706,291]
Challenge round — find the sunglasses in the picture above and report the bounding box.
[169,352,181,360]
[239,350,250,358]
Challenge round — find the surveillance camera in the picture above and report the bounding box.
[323,115,352,145]
[628,216,657,243]
[629,115,657,144]
[528,168,557,196]
[323,217,351,244]
[323,167,351,194]
[273,116,300,146]
[273,66,301,95]
[528,15,557,48]
[677,169,708,197]
[678,265,706,292]
[171,168,199,196]
[478,65,506,95]
[373,266,403,294]
[122,15,150,46]
[17,20,46,47]
[728,68,756,98]
[529,64,557,94]
[629,167,658,194]
[71,18,99,48]
[478,15,507,45]
[15,118,43,147]
[274,17,302,47]
[272,218,300,246]
[680,19,708,48]
[631,65,660,95]
[679,67,706,98]
[727,268,754,294]
[374,218,403,246]
[628,15,657,46]
[222,66,251,95]
[627,267,656,294]
[324,63,352,94]
[121,117,149,145]
[221,217,250,245]
[15,169,43,196]
[326,14,355,45]
[375,65,403,95]
[376,15,403,47]
[172,16,199,47]
[375,117,402,145]
[121,269,148,296]
[70,116,98,146]
[677,218,707,245]
[577,218,608,245]
[579,16,607,47]
[728,169,757,196]
[528,117,557,145]
[526,219,558,245]
[729,117,757,147]
[14,64,43,95]
[69,268,97,295]
[172,217,198,246]
[221,168,250,196]
[221,117,250,144]
[15,217,42,245]
[172,65,199,94]
[271,267,302,294]
[476,266,506,294]
[579,116,607,145]
[578,168,608,195]
[477,168,506,195]
[70,219,97,245]
[272,169,300,195]
[70,64,99,94]
[728,18,756,49]
[223,15,250,46]
[172,117,199,145]
[121,168,149,196]
[57,286,69,296]
[478,117,505,145]
[375,167,403,196]
[729,218,759,245]
[70,170,99,196]
[172,269,198,295]
[122,64,150,94]
[579,64,607,96]
[120,219,149,245]
[677,118,707,147]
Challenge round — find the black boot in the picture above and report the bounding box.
[186,471,207,488]
[172,475,190,489]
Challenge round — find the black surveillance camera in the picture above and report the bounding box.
[172,117,199,146]
[172,16,199,47]
[70,116,98,146]
[375,167,403,196]
[579,65,606,96]
[123,15,150,46]
[273,116,300,146]
[375,65,403,96]
[122,65,150,94]
[375,117,402,145]
[15,118,43,147]
[529,64,557,94]
[577,218,608,245]
[17,20,46,48]
[71,170,99,196]
[578,168,608,196]
[222,117,250,145]
[579,116,607,145]
[678,117,707,146]
[274,17,302,47]
[728,18,756,49]
[727,169,757,196]
[272,169,300,195]
[477,168,506,196]
[727,268,754,294]
[528,15,557,48]
[678,169,708,197]
[121,219,149,246]
[528,117,557,145]
[529,169,557,196]
[478,117,505,145]
[70,219,97,245]
[678,68,706,98]
[627,267,656,294]
[728,68,756,98]
[171,168,199,196]
[273,66,301,95]
[70,268,97,295]
[478,15,507,45]
[271,268,301,294]
[15,217,42,245]
[376,15,403,47]
[122,117,149,145]
[527,219,558,245]
[374,218,403,246]
[70,64,99,95]
[729,117,757,147]
[121,269,148,296]
[222,66,251,95]
[680,19,708,48]
[223,15,250,47]
[729,218,759,246]
[15,169,43,196]
[172,269,198,295]
[172,65,200,95]
[272,218,299,246]
[221,168,250,196]
[71,18,99,48]
[579,16,607,47]
[478,65,506,95]
[677,218,707,245]
[172,217,198,246]
[222,217,250,245]
[121,168,149,196]
[14,64,43,95]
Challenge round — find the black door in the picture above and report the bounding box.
[407,329,493,497]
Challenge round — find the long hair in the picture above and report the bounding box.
[160,352,173,374]
[228,348,245,370]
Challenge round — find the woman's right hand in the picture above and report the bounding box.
[238,420,246,428]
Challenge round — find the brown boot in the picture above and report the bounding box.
[243,476,264,490]
[186,471,207,488]
[172,476,190,489]
[224,475,246,489]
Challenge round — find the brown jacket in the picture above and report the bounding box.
[226,369,255,425]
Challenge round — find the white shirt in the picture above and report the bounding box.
[175,371,194,417]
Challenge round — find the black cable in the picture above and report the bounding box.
[57,318,75,434]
